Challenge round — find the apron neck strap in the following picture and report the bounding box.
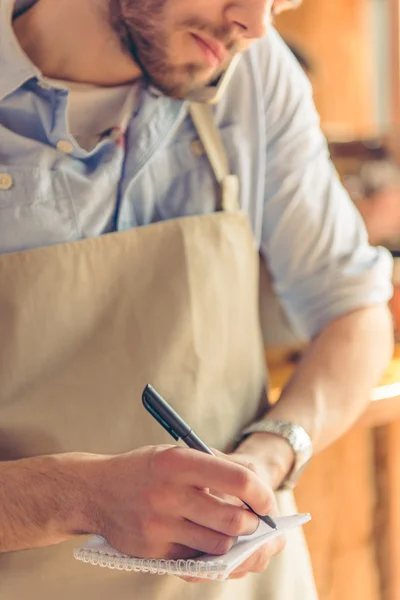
[189,102,240,212]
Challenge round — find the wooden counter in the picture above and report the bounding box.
[266,345,400,600]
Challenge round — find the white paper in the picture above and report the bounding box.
[74,513,311,579]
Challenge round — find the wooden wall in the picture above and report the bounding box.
[294,429,381,600]
[276,0,379,138]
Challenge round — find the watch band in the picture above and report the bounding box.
[237,419,313,490]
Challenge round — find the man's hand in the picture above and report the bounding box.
[181,450,286,582]
[82,445,276,560]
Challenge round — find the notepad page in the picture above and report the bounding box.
[74,513,311,580]
[214,513,311,576]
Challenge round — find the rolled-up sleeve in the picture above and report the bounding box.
[258,30,393,339]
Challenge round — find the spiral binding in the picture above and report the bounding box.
[73,548,227,580]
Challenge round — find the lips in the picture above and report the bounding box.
[191,33,227,68]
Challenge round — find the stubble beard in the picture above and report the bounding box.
[109,0,236,99]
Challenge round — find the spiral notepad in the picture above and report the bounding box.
[74,513,311,580]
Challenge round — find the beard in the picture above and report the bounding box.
[109,0,237,99]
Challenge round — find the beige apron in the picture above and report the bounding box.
[0,103,317,599]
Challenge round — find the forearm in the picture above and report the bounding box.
[268,304,393,448]
[0,453,95,553]
[237,304,394,488]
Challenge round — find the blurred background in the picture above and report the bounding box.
[278,0,400,253]
[265,3,400,600]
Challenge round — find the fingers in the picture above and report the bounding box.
[229,535,286,579]
[151,447,274,517]
[172,518,236,556]
[144,483,259,537]
[179,535,287,582]
[208,489,244,506]
[178,488,260,537]
[134,513,237,558]
[178,576,207,584]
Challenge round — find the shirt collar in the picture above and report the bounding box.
[0,0,42,102]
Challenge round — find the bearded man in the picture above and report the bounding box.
[0,1,393,599]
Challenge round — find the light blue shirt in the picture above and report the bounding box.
[0,0,393,338]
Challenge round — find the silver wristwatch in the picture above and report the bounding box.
[237,420,313,490]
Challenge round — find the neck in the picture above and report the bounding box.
[13,0,142,86]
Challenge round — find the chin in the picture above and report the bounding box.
[151,66,221,100]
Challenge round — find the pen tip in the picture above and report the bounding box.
[261,515,278,530]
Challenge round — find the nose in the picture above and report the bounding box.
[224,0,273,40]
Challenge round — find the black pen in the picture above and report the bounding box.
[142,384,277,530]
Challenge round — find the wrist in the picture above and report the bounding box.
[49,452,107,539]
[71,448,148,541]
[234,432,295,491]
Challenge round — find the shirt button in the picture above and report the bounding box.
[0,173,13,190]
[191,140,205,156]
[56,140,74,154]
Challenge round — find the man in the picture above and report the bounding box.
[0,1,394,599]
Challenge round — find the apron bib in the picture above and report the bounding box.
[0,103,317,600]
